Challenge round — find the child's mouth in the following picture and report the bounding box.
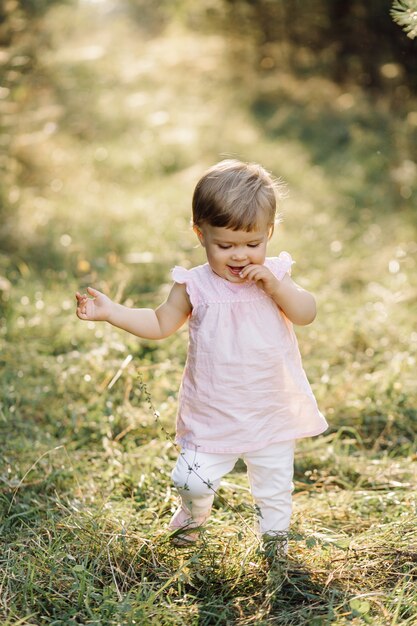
[227,265,245,276]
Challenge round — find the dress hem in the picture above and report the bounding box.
[175,424,328,455]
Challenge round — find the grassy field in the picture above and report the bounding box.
[1,1,417,624]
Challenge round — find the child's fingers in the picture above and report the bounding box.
[76,307,87,320]
[241,266,262,281]
[247,272,261,283]
[76,288,100,302]
[87,286,100,297]
[238,265,254,279]
[76,291,89,303]
[76,290,95,320]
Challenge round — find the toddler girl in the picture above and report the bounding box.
[76,159,327,551]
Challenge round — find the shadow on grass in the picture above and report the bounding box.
[180,543,350,625]
[2,475,411,625]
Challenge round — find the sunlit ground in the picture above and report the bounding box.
[1,1,417,623]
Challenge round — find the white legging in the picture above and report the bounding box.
[171,440,295,535]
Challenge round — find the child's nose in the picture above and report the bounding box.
[231,247,248,260]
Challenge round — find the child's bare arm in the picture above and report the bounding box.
[239,265,316,325]
[76,282,191,339]
[269,274,316,325]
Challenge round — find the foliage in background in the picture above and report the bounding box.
[212,0,417,89]
[391,0,417,39]
[0,0,75,252]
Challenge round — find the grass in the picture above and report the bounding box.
[1,1,417,624]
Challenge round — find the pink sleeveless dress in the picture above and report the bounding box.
[171,252,328,454]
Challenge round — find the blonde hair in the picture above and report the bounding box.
[192,159,283,231]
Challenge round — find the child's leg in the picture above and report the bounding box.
[244,440,295,538]
[170,448,237,534]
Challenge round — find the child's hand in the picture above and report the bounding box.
[239,264,281,297]
[75,287,113,322]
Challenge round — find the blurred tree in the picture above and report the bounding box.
[120,0,182,36]
[222,0,417,90]
[0,0,71,45]
[0,0,73,250]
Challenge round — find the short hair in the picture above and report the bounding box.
[192,159,284,231]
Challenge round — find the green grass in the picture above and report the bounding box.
[1,1,417,624]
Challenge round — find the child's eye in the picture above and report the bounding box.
[218,244,232,249]
[248,243,260,248]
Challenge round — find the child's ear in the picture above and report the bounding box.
[193,225,205,247]
[268,224,275,239]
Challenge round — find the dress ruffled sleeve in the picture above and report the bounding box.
[172,266,189,284]
[171,266,199,308]
[268,251,294,281]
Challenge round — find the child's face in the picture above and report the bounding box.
[194,222,272,283]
